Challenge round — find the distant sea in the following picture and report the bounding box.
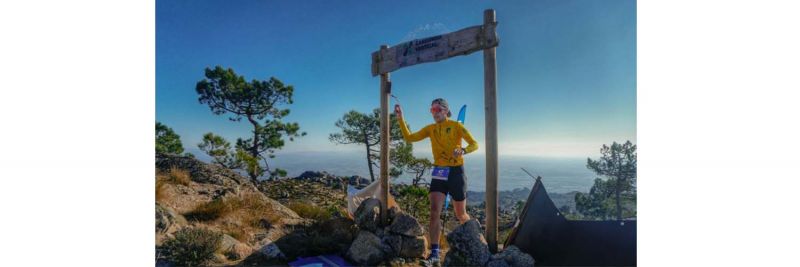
[189,150,597,193]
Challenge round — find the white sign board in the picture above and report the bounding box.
[372,22,498,76]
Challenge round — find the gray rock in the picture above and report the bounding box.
[399,235,428,258]
[348,175,371,186]
[445,219,490,266]
[246,191,306,225]
[348,175,362,185]
[219,234,253,260]
[220,234,239,251]
[443,250,469,267]
[388,257,406,266]
[296,170,326,180]
[155,259,173,267]
[347,230,386,265]
[155,204,172,233]
[388,206,401,222]
[155,203,184,234]
[381,234,402,257]
[320,217,358,253]
[388,213,424,237]
[156,153,250,186]
[354,198,381,232]
[487,259,511,267]
[322,217,357,243]
[491,245,535,267]
[255,238,285,260]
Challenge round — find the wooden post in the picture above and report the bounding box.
[483,9,499,253]
[379,45,391,226]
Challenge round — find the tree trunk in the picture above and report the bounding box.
[364,131,375,182]
[247,115,260,182]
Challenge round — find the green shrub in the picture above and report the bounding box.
[162,228,222,266]
[396,185,430,224]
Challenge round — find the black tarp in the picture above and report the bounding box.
[504,177,636,266]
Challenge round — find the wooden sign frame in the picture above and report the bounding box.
[373,9,501,253]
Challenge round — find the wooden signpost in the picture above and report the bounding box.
[371,9,500,253]
[371,15,498,76]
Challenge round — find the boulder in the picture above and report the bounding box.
[387,206,401,222]
[443,250,470,267]
[219,234,239,251]
[320,217,358,253]
[388,213,424,237]
[321,217,357,243]
[381,234,402,257]
[156,153,249,186]
[246,192,307,225]
[490,245,535,267]
[255,238,285,260]
[445,219,490,266]
[354,198,381,232]
[296,171,325,180]
[399,235,427,258]
[347,230,385,265]
[219,234,253,260]
[487,259,511,267]
[348,175,370,186]
[388,257,406,266]
[155,204,172,233]
[228,243,253,261]
[156,203,185,234]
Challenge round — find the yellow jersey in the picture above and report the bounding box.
[397,116,479,166]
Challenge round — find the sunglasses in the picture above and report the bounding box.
[430,106,446,114]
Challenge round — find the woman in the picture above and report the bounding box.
[394,98,478,265]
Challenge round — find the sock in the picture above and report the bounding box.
[430,244,440,257]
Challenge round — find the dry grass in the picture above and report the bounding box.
[287,201,333,222]
[222,224,248,242]
[156,179,169,202]
[184,192,283,227]
[156,167,192,202]
[155,167,191,203]
[166,167,191,186]
[237,193,284,228]
[185,198,236,221]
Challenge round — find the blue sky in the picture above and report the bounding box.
[156,0,636,158]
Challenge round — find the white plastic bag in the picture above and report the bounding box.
[346,179,398,218]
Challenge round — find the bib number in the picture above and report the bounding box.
[431,166,450,181]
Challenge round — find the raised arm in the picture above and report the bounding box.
[395,104,429,142]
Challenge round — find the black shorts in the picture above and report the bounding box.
[429,165,467,201]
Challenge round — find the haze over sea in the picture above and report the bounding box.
[190,149,596,193]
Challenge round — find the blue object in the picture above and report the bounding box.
[443,194,451,213]
[456,104,467,124]
[288,254,351,267]
[430,243,441,257]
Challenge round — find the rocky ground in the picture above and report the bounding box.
[155,154,536,266]
[156,154,313,266]
[257,171,350,218]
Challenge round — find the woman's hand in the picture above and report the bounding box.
[394,104,403,118]
[453,147,465,158]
